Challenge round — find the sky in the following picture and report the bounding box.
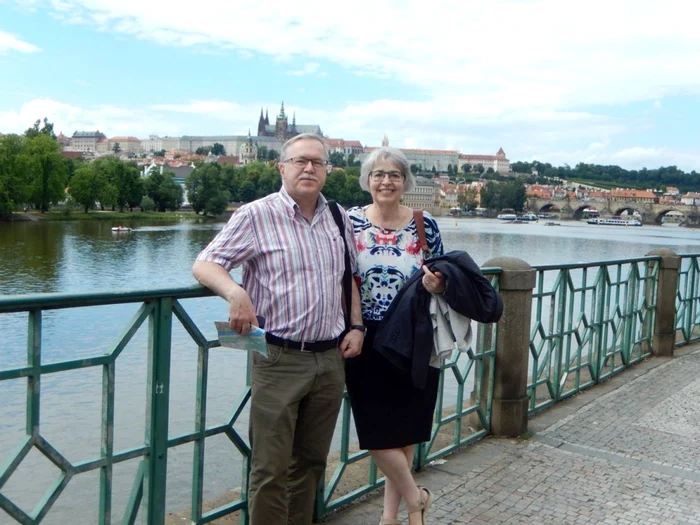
[1,0,700,171]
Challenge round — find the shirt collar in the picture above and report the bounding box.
[278,186,328,220]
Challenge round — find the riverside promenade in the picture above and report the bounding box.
[322,344,700,524]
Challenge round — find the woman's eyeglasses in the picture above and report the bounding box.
[369,170,404,182]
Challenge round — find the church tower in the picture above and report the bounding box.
[240,130,257,165]
[275,102,288,140]
[381,134,390,147]
[257,108,266,136]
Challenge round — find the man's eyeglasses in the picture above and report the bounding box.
[285,157,330,170]
[369,170,404,182]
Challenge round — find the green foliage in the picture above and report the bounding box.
[23,134,67,212]
[211,143,226,156]
[480,179,527,211]
[462,163,472,174]
[195,146,212,155]
[69,164,108,212]
[0,134,29,218]
[112,142,121,154]
[511,160,700,193]
[24,118,56,140]
[140,196,156,212]
[330,151,346,167]
[92,157,144,211]
[144,169,183,211]
[185,163,231,215]
[153,149,166,157]
[447,164,454,176]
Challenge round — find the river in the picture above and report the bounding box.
[1,216,699,523]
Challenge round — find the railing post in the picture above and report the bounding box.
[483,257,535,437]
[646,249,680,357]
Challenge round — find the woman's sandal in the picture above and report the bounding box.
[407,486,433,525]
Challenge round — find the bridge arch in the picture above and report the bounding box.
[572,205,599,220]
[537,202,561,214]
[653,208,686,225]
[613,206,643,218]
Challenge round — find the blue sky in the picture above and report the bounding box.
[1,0,699,171]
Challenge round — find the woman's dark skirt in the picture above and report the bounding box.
[345,322,440,450]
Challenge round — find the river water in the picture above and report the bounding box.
[1,217,699,523]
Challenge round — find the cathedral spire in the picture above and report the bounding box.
[279,101,286,119]
[381,134,390,147]
[264,109,269,125]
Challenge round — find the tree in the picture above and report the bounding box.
[410,164,419,174]
[329,152,346,167]
[0,134,29,218]
[112,142,121,154]
[92,157,144,211]
[211,143,225,156]
[144,169,183,211]
[154,149,166,157]
[447,164,454,176]
[462,163,472,174]
[486,167,495,174]
[267,148,279,162]
[25,118,56,140]
[69,164,109,213]
[23,134,67,212]
[459,187,479,210]
[195,146,212,155]
[185,163,231,215]
[257,146,268,161]
[475,164,485,175]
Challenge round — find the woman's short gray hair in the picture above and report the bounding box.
[359,146,415,192]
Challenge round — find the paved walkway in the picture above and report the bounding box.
[322,345,700,524]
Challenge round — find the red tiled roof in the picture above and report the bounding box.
[217,156,240,165]
[61,151,82,158]
[365,147,460,155]
[110,136,141,142]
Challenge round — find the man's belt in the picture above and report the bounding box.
[265,333,339,353]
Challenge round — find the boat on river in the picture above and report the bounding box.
[587,217,642,227]
[111,226,132,232]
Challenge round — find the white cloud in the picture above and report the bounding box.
[287,63,320,76]
[0,30,41,53]
[21,0,700,112]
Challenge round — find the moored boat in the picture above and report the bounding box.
[587,217,642,227]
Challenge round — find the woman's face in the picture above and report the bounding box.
[368,159,406,206]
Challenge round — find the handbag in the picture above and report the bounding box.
[328,201,352,329]
[413,209,431,260]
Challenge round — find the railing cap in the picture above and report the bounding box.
[646,248,681,269]
[483,257,535,290]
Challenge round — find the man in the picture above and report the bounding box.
[192,133,365,525]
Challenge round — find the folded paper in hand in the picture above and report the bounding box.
[215,321,268,357]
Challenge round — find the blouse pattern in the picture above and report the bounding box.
[347,206,444,322]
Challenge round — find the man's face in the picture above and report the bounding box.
[278,139,328,202]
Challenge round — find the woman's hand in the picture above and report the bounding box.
[421,265,446,294]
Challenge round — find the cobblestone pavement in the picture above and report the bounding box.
[321,346,700,524]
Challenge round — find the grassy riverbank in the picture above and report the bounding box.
[8,209,225,222]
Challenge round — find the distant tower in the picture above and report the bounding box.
[275,101,288,140]
[257,108,266,136]
[290,112,297,136]
[264,109,270,125]
[240,130,257,165]
[381,134,390,147]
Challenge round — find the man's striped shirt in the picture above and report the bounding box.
[196,187,357,342]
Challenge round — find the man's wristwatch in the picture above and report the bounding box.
[350,324,367,334]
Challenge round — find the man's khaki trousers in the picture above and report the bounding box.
[247,343,345,525]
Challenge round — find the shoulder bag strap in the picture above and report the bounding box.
[413,209,431,260]
[328,200,352,328]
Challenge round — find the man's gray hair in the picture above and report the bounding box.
[280,133,329,161]
[359,146,415,192]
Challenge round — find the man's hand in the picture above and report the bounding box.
[227,287,258,334]
[339,329,364,359]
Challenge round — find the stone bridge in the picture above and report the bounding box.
[528,198,699,225]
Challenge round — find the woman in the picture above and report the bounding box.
[346,147,445,525]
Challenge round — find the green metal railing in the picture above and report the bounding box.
[675,254,700,346]
[0,276,499,524]
[527,257,659,413]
